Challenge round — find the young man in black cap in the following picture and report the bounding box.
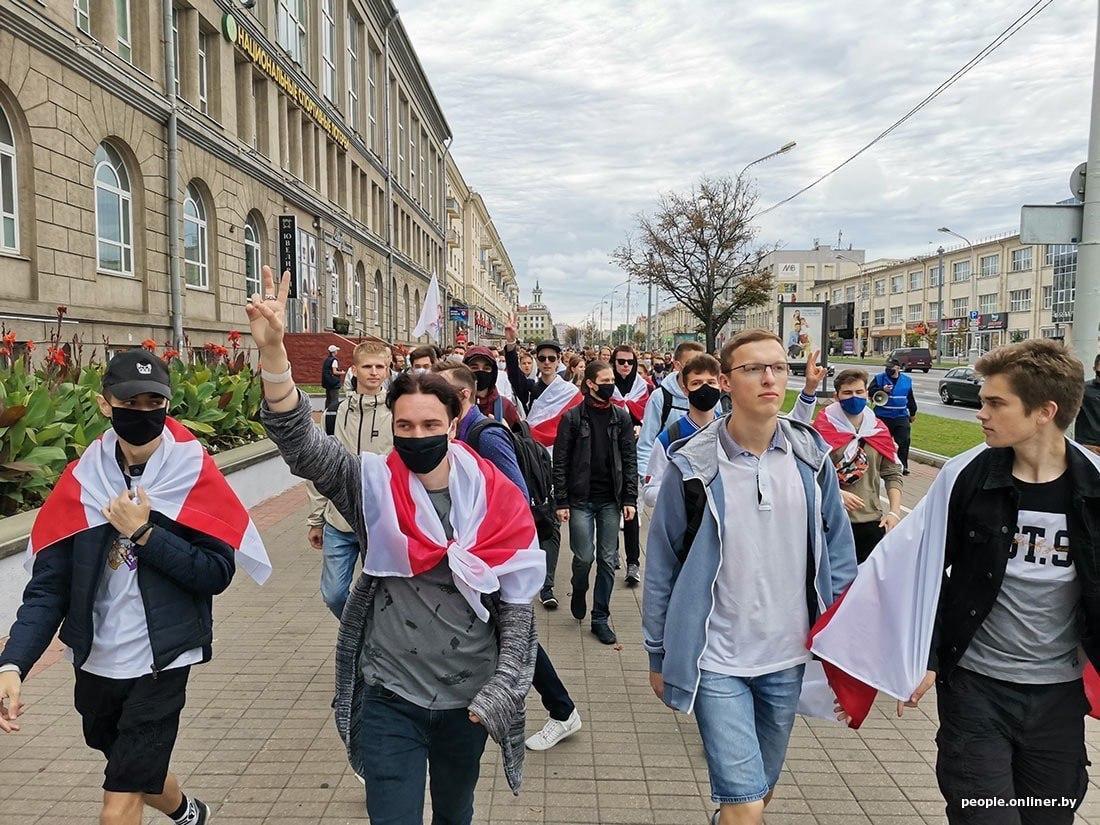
[0,349,270,825]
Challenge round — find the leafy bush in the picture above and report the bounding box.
[0,322,264,518]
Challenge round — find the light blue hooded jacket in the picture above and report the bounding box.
[641,412,857,714]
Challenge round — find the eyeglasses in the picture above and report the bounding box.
[537,354,559,363]
[615,358,635,366]
[726,362,789,378]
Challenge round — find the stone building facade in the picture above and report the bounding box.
[0,0,516,355]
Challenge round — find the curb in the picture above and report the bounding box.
[910,447,948,469]
[0,439,280,561]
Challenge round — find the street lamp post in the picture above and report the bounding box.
[937,245,946,363]
[938,227,977,359]
[738,141,798,178]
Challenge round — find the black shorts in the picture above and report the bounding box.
[73,666,190,794]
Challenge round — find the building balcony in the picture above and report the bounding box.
[446,228,459,247]
[446,196,460,216]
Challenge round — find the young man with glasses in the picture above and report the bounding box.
[643,329,856,825]
[609,345,649,585]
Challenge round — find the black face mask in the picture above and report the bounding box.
[592,383,616,402]
[111,405,168,446]
[393,434,449,475]
[688,384,721,412]
[474,370,494,392]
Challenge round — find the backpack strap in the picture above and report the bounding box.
[678,477,707,565]
[493,395,504,422]
[467,417,511,454]
[658,386,675,430]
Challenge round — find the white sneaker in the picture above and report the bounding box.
[524,708,582,751]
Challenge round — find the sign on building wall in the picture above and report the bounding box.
[778,302,827,369]
[778,263,801,280]
[278,215,297,299]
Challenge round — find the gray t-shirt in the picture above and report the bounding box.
[959,472,1083,684]
[361,489,498,709]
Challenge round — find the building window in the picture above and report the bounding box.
[874,278,885,297]
[321,0,336,102]
[979,254,999,278]
[418,132,426,206]
[1042,285,1053,309]
[890,274,903,294]
[873,308,885,326]
[244,217,262,298]
[397,98,406,185]
[0,105,17,252]
[94,143,133,276]
[409,119,417,196]
[368,47,379,151]
[928,301,941,319]
[354,266,363,321]
[928,264,943,286]
[832,288,842,304]
[979,293,998,315]
[1009,289,1032,312]
[1050,245,1077,323]
[172,8,180,97]
[373,270,383,326]
[197,33,209,114]
[1011,247,1032,272]
[116,0,132,61]
[74,0,90,33]
[952,260,971,282]
[277,0,307,65]
[845,286,856,302]
[183,184,208,288]
[908,303,922,322]
[909,271,922,291]
[346,13,359,128]
[890,306,903,325]
[860,311,869,328]
[952,297,968,316]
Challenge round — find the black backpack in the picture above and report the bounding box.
[467,418,557,530]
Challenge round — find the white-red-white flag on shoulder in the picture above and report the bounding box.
[359,442,545,620]
[27,419,272,584]
[612,374,650,423]
[526,376,583,447]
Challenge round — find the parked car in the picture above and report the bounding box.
[888,347,932,373]
[939,367,984,406]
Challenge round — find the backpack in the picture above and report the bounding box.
[467,417,557,530]
[679,478,707,566]
[656,385,692,431]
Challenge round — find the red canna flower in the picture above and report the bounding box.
[24,340,35,353]
[163,347,180,360]
[2,331,15,349]
[47,346,68,366]
[140,339,157,352]
[228,330,242,345]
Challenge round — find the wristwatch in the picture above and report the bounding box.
[129,522,155,544]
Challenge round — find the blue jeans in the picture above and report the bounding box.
[321,524,361,618]
[693,664,806,805]
[568,501,620,624]
[355,685,489,825]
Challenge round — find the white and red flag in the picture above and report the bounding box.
[612,374,650,423]
[359,441,545,621]
[27,419,272,584]
[808,443,1100,728]
[525,377,582,448]
[813,402,898,464]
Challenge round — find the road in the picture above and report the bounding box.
[791,361,983,423]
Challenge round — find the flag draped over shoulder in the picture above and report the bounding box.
[27,418,272,584]
[526,377,583,447]
[359,441,545,621]
[813,402,898,464]
[612,374,650,423]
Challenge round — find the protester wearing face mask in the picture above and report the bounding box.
[552,361,638,645]
[812,369,903,563]
[408,345,437,373]
[463,346,521,427]
[249,266,544,822]
[0,349,271,825]
[868,358,917,475]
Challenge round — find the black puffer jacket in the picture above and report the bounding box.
[552,400,638,509]
[0,515,235,677]
[929,444,1100,684]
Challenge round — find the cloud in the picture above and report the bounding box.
[399,0,1094,324]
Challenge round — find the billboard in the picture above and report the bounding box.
[778,302,827,367]
[827,302,855,334]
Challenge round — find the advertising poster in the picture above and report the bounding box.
[778,302,826,367]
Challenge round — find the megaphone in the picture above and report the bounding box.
[871,390,890,407]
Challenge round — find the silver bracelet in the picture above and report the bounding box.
[261,364,293,384]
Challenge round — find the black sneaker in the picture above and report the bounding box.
[570,588,587,621]
[540,588,558,610]
[195,799,211,825]
[902,467,911,476]
[625,563,640,586]
[591,623,617,645]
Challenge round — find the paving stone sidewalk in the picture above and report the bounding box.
[2,466,1100,824]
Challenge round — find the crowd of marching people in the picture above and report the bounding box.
[2,263,1100,825]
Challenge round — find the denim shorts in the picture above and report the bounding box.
[693,664,805,804]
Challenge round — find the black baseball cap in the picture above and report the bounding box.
[535,340,562,356]
[103,349,172,400]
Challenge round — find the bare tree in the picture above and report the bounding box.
[563,326,581,348]
[613,176,777,352]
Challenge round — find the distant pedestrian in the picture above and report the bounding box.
[408,345,437,372]
[869,357,917,474]
[610,344,648,585]
[321,344,344,411]
[1076,353,1100,454]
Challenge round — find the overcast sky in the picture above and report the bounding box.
[400,0,1094,326]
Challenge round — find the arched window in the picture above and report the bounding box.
[402,284,410,338]
[355,262,366,322]
[0,104,17,251]
[94,143,133,275]
[413,289,420,339]
[244,215,262,297]
[373,270,383,327]
[183,183,208,288]
[329,250,342,320]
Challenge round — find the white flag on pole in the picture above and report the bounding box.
[413,273,443,342]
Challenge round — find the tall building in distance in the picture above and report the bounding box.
[0,0,518,352]
[516,281,554,342]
